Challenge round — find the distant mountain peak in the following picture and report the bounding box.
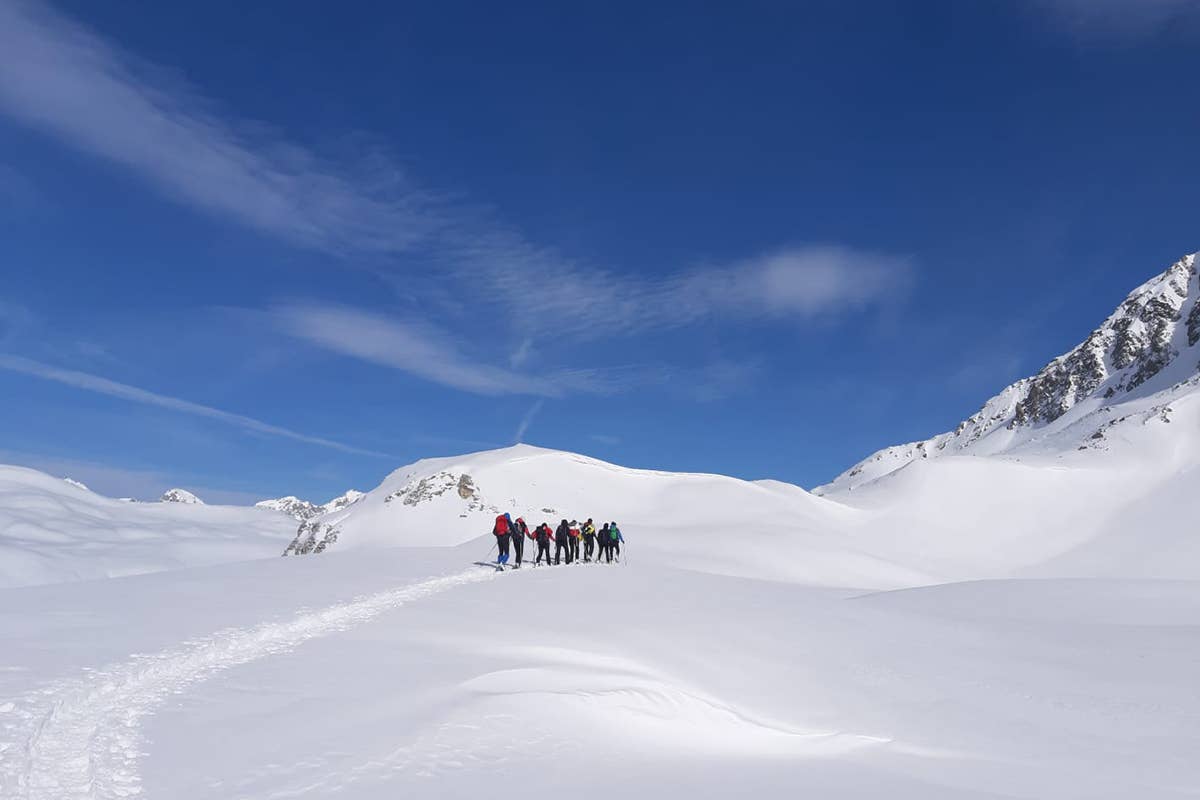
[160,488,203,504]
[257,489,364,520]
[820,252,1200,494]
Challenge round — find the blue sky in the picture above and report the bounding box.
[1,0,1197,503]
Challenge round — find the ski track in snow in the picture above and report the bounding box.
[0,567,499,799]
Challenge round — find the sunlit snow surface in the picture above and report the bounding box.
[2,549,1196,798]
[2,431,1200,796]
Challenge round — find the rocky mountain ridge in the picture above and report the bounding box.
[160,488,203,504]
[819,252,1200,493]
[257,490,365,521]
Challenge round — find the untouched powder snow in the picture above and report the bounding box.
[1,550,1196,798]
[0,466,296,588]
[1,437,1198,797]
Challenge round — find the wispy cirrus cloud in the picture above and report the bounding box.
[0,354,392,458]
[428,239,911,343]
[262,303,647,397]
[513,399,545,443]
[1029,0,1200,39]
[0,299,36,345]
[0,1,910,332]
[0,0,438,255]
[0,0,914,413]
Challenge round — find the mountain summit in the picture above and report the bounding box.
[160,488,204,504]
[257,490,365,521]
[820,252,1200,493]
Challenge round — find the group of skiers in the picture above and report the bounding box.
[491,514,624,567]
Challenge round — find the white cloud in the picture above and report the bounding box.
[672,246,910,322]
[0,0,438,255]
[0,354,391,458]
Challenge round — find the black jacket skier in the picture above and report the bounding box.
[511,517,528,566]
[555,519,572,565]
[534,523,553,565]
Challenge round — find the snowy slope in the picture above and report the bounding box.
[281,444,934,588]
[0,466,296,588]
[278,429,1200,587]
[819,252,1200,493]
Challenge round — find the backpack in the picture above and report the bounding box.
[610,525,620,542]
[494,514,509,535]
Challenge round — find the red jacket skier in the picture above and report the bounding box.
[492,513,512,566]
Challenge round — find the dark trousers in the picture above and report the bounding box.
[512,533,524,563]
[555,538,572,564]
[536,540,551,564]
[612,539,620,560]
[497,533,510,562]
[583,536,595,560]
[604,541,613,563]
[569,537,579,561]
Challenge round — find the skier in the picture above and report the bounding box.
[492,513,512,566]
[511,517,528,567]
[568,520,581,563]
[534,523,553,565]
[610,521,624,562]
[598,522,611,563]
[581,518,596,562]
[555,519,572,565]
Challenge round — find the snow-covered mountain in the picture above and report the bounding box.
[160,488,204,504]
[818,252,1200,494]
[257,496,322,519]
[278,445,909,584]
[257,489,365,520]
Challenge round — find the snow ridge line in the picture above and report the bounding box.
[0,567,498,799]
